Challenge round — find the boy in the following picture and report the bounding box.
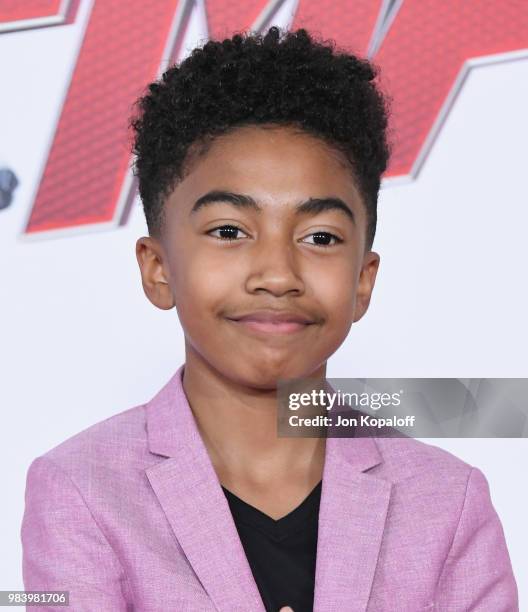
[21,27,518,611]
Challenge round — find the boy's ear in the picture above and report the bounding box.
[353,251,380,323]
[135,237,175,310]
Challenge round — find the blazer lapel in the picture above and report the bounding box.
[144,365,391,612]
[313,434,392,612]
[144,365,266,612]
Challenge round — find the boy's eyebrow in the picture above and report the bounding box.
[190,190,356,224]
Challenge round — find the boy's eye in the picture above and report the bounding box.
[207,225,343,248]
[301,232,343,247]
[208,225,248,241]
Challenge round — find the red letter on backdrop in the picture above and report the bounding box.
[22,0,187,234]
[18,0,271,235]
[372,0,528,177]
[2,0,527,235]
[293,0,528,178]
[0,0,79,33]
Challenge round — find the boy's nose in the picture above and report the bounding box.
[245,240,305,297]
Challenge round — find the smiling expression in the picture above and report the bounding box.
[136,124,380,388]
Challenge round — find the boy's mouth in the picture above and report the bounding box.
[225,309,318,335]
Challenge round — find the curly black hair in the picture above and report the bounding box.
[130,26,391,249]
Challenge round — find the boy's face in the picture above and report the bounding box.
[136,125,379,389]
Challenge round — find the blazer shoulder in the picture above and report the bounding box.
[370,437,485,535]
[37,403,150,478]
[373,436,474,482]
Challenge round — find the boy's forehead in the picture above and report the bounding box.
[173,124,364,213]
[192,124,349,171]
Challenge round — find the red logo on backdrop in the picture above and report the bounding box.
[2,0,528,237]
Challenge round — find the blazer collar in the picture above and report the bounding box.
[145,364,391,612]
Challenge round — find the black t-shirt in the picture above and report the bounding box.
[222,481,322,612]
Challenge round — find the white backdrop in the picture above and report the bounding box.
[1,0,527,606]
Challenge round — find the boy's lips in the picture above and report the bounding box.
[225,309,318,335]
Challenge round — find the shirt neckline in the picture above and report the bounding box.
[222,480,322,541]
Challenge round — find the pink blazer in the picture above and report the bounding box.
[21,364,519,611]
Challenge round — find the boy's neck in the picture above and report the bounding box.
[181,345,327,495]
